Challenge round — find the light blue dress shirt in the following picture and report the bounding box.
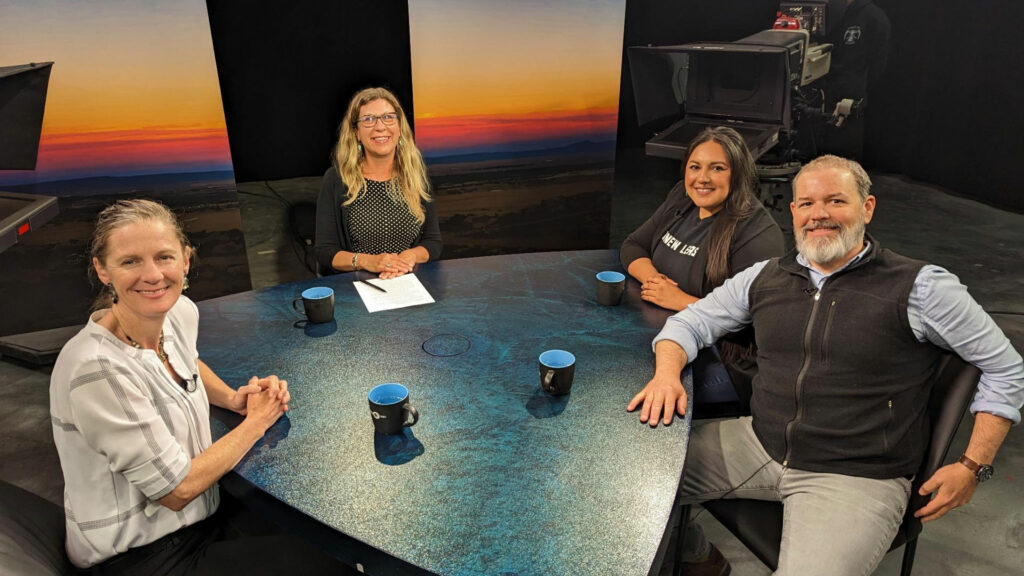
[654,243,1024,424]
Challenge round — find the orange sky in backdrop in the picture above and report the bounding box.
[408,0,626,155]
[0,0,231,183]
[414,108,619,151]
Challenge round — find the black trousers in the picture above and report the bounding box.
[87,492,358,576]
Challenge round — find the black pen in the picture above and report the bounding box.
[359,278,388,293]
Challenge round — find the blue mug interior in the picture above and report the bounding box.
[539,349,575,368]
[369,383,409,405]
[596,271,625,283]
[302,286,334,300]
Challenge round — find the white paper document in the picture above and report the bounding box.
[354,274,435,312]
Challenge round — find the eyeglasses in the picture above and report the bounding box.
[356,113,398,127]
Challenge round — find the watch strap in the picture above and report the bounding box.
[957,454,981,474]
[958,454,993,482]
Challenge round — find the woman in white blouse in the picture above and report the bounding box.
[50,199,352,574]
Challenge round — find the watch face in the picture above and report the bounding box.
[977,465,994,482]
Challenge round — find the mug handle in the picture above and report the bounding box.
[292,297,305,315]
[403,404,419,427]
[543,369,555,392]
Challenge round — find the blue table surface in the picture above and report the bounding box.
[198,250,693,576]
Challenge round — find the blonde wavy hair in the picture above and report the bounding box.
[333,87,431,223]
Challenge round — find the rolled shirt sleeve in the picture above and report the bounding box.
[656,258,1024,425]
[908,265,1024,424]
[68,357,191,500]
[653,260,769,361]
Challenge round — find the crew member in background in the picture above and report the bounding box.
[820,0,891,160]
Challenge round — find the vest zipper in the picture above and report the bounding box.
[884,399,894,452]
[783,286,824,466]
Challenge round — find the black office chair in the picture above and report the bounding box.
[288,200,323,276]
[0,480,74,575]
[701,354,981,575]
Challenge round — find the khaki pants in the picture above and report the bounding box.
[679,417,911,576]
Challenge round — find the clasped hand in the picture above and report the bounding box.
[640,274,690,311]
[228,375,290,421]
[365,252,416,279]
[627,373,688,427]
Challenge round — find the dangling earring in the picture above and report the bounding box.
[107,283,119,304]
[357,143,363,154]
[398,137,403,147]
[182,275,190,291]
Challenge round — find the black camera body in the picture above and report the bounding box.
[628,1,842,164]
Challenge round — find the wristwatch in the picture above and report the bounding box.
[957,454,994,482]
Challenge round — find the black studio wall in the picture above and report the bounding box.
[868,0,1024,211]
[205,0,414,183]
[208,0,777,181]
[206,0,1022,210]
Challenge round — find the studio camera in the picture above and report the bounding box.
[628,0,856,168]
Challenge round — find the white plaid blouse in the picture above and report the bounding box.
[50,296,219,568]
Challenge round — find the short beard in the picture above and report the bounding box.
[795,214,866,268]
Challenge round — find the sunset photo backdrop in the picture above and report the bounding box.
[0,0,232,186]
[409,0,624,160]
[0,0,249,336]
[408,0,626,256]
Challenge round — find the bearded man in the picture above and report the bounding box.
[628,155,1024,576]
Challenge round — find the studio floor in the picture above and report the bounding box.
[2,152,1021,575]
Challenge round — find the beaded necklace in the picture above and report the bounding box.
[122,329,168,363]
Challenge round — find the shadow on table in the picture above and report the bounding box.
[293,319,338,337]
[262,415,291,448]
[211,408,291,449]
[374,429,425,465]
[525,388,570,419]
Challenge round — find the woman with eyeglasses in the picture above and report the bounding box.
[315,87,442,278]
[50,200,355,574]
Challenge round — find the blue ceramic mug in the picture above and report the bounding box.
[368,383,419,434]
[595,271,626,306]
[292,286,335,324]
[539,349,576,395]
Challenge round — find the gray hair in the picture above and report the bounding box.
[793,155,872,200]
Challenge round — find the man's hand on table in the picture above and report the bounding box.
[627,373,687,427]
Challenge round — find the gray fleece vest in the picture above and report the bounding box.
[747,240,945,479]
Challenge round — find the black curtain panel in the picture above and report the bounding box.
[206,0,414,182]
